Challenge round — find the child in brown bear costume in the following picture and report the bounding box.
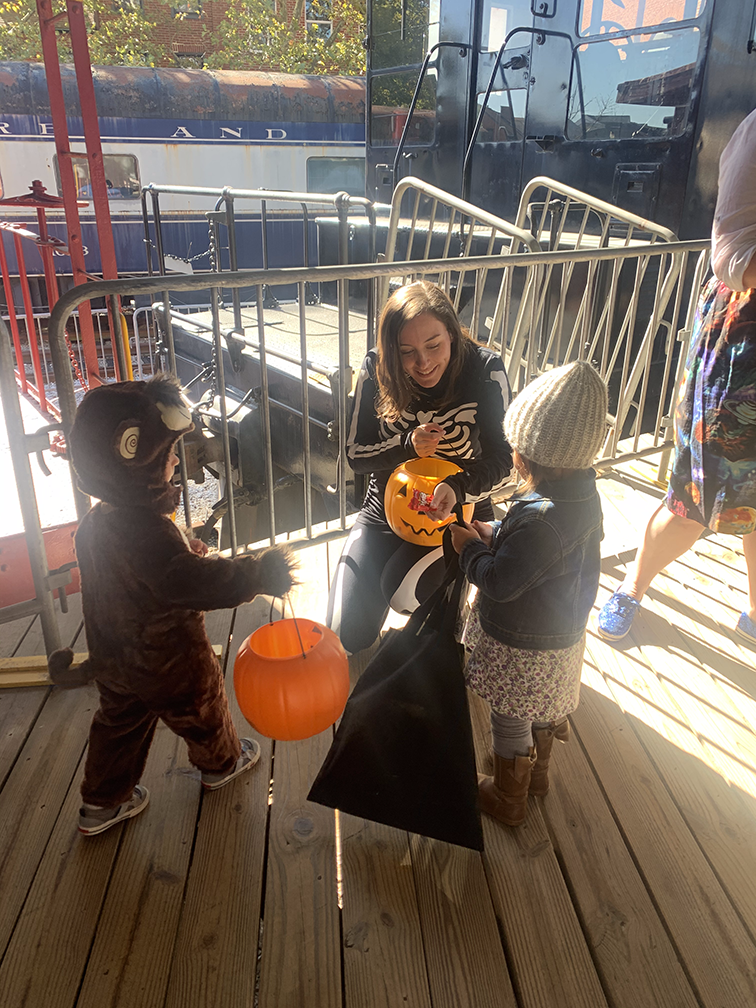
[48,374,294,835]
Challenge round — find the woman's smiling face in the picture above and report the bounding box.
[398,312,452,388]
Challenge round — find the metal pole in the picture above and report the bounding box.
[222,191,243,332]
[211,291,237,552]
[35,0,102,386]
[0,233,28,394]
[335,192,351,527]
[0,317,62,655]
[298,281,312,537]
[13,233,50,416]
[141,188,155,275]
[256,284,277,544]
[144,190,191,519]
[65,0,121,378]
[108,294,129,381]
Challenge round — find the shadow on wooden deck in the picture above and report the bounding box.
[1,461,755,1008]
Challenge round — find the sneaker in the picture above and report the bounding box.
[735,612,756,644]
[201,738,260,790]
[78,785,150,836]
[597,591,641,641]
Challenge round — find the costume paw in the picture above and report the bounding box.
[48,648,96,688]
[249,546,297,598]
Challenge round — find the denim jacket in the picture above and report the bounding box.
[459,470,602,651]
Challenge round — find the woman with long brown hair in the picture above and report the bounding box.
[326,281,513,654]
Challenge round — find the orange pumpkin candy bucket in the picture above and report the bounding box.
[384,457,474,546]
[234,612,349,741]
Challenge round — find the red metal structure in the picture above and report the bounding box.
[0,182,89,416]
[34,0,121,386]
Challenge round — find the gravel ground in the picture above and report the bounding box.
[175,474,221,544]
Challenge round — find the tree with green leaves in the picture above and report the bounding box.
[205,0,366,75]
[0,0,173,65]
[0,0,366,74]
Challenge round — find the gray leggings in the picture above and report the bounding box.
[490,711,551,760]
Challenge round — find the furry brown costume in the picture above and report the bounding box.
[49,374,294,808]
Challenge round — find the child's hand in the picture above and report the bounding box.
[411,423,444,457]
[471,520,494,547]
[450,521,481,554]
[189,538,209,556]
[427,481,456,521]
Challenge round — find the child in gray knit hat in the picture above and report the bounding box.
[451,360,608,827]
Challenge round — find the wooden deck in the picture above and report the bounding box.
[1,455,756,1008]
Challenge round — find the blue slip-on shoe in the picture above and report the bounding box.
[735,611,756,644]
[597,591,641,641]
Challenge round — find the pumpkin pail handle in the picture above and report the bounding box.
[268,595,307,660]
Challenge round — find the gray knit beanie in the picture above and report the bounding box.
[504,361,608,469]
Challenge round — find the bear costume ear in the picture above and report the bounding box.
[114,421,141,463]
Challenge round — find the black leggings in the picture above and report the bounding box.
[326,514,447,654]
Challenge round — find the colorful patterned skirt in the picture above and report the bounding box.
[462,598,584,721]
[666,278,756,535]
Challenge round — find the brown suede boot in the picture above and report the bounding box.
[477,749,536,827]
[529,718,570,797]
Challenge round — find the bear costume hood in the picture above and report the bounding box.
[69,374,193,513]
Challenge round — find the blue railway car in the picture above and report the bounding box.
[0,61,366,298]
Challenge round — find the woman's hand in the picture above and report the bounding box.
[450,521,481,554]
[427,481,456,521]
[471,520,494,547]
[411,422,444,457]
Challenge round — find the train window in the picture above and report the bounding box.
[371,0,440,70]
[370,69,437,145]
[567,27,700,140]
[481,1,531,52]
[54,154,141,200]
[307,157,366,196]
[579,0,705,37]
[476,89,527,142]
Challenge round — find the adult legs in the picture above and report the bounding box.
[326,515,404,654]
[599,503,705,640]
[381,542,444,614]
[619,504,705,600]
[740,528,756,620]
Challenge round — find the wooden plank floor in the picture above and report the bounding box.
[1,458,756,1008]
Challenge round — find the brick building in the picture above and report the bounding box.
[142,0,330,68]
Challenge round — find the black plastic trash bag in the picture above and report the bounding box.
[308,521,483,851]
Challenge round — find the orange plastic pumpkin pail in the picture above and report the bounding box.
[233,619,349,741]
[384,457,474,546]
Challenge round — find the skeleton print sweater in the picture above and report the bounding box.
[347,345,513,524]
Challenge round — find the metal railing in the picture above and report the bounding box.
[514,176,678,250]
[377,177,541,334]
[0,306,127,413]
[0,316,63,654]
[47,240,709,554]
[141,183,378,335]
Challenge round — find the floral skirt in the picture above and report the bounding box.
[666,278,756,535]
[462,599,584,721]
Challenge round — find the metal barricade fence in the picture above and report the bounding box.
[514,176,678,249]
[47,240,710,555]
[376,177,541,334]
[1,307,121,415]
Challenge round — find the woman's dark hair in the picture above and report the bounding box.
[375,282,477,421]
